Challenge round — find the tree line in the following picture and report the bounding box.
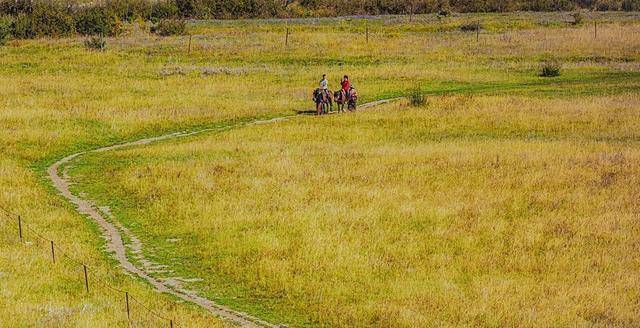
[0,0,638,40]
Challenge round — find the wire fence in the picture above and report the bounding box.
[0,203,177,327]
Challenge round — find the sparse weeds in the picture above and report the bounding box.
[571,12,584,25]
[409,87,425,106]
[540,60,562,77]
[84,35,106,50]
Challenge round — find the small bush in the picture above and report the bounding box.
[571,12,583,25]
[622,0,640,11]
[75,7,117,36]
[11,2,75,38]
[460,21,481,32]
[153,19,185,36]
[0,0,33,16]
[11,13,33,38]
[437,1,452,17]
[151,0,180,21]
[596,0,621,10]
[0,15,11,45]
[409,87,426,106]
[105,0,152,21]
[84,35,106,50]
[539,61,561,77]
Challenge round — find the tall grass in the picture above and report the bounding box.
[74,94,640,327]
[0,12,639,326]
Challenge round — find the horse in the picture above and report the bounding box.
[313,88,328,115]
[325,89,334,113]
[313,88,334,115]
[333,89,347,113]
[347,89,358,111]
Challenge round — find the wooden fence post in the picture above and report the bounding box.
[285,27,289,46]
[125,292,131,321]
[476,27,479,42]
[188,34,192,53]
[366,25,369,44]
[50,241,55,263]
[170,319,174,328]
[594,21,597,39]
[18,215,22,241]
[83,265,89,293]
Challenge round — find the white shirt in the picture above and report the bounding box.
[320,78,328,90]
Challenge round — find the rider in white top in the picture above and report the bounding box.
[320,74,328,90]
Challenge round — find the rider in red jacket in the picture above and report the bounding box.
[341,75,350,95]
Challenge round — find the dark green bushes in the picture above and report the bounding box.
[12,13,33,38]
[151,0,180,21]
[5,1,127,38]
[621,0,640,10]
[0,0,639,40]
[75,7,117,36]
[0,15,11,44]
[13,2,75,38]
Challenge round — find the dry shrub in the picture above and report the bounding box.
[84,35,106,51]
[539,61,561,77]
[409,87,425,106]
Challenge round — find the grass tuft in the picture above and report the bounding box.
[539,60,562,77]
[409,87,426,106]
[83,35,105,50]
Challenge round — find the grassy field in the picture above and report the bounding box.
[1,11,640,327]
[70,95,640,327]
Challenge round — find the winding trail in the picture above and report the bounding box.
[47,98,400,327]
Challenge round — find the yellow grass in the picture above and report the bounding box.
[1,12,639,326]
[73,94,640,327]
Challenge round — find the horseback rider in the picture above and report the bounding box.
[313,87,325,115]
[320,74,328,91]
[340,75,350,96]
[319,74,334,113]
[347,85,358,111]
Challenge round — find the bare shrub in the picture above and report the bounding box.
[539,61,561,77]
[571,12,583,25]
[409,87,426,106]
[84,35,105,51]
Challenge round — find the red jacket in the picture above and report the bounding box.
[341,79,350,92]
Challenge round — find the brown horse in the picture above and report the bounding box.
[313,88,327,115]
[333,89,347,113]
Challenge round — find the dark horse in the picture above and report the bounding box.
[333,89,347,113]
[313,88,333,115]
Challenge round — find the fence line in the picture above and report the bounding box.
[0,204,179,327]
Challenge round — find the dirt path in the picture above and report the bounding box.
[47,98,400,327]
